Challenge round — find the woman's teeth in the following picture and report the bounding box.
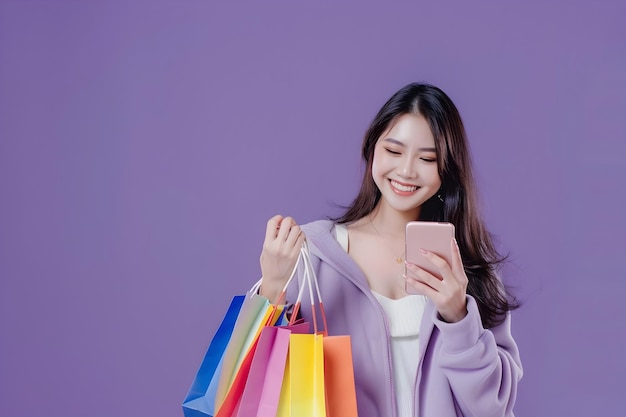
[391,180,418,192]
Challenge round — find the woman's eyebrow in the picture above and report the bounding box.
[383,138,405,146]
[382,138,436,152]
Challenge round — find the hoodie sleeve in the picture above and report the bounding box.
[433,295,523,417]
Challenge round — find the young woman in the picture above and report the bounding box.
[259,83,522,417]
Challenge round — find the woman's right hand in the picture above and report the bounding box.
[259,215,305,304]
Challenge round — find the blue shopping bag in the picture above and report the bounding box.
[182,295,245,417]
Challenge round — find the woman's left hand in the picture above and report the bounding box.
[404,238,468,323]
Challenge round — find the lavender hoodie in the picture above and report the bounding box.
[285,220,523,417]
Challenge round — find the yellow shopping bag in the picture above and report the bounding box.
[276,241,329,417]
[276,333,326,417]
[274,240,359,417]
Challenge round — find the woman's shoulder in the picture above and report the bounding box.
[300,219,336,237]
[300,219,345,261]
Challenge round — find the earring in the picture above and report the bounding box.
[436,187,444,203]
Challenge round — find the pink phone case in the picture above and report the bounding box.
[404,221,455,295]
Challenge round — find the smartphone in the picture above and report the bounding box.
[404,221,455,295]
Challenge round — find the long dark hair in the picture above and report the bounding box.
[334,82,519,328]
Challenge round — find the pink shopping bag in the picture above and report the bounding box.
[236,321,310,417]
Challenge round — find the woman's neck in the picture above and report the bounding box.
[368,202,419,238]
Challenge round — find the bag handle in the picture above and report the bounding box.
[263,245,308,325]
[257,238,329,334]
[284,247,309,325]
[249,278,263,295]
[293,240,328,335]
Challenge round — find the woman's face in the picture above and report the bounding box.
[371,113,442,217]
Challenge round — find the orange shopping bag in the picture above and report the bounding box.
[323,335,358,417]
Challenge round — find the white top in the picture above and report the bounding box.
[334,224,426,417]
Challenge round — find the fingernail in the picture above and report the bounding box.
[419,248,428,254]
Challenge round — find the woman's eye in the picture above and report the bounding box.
[420,157,436,163]
[385,148,401,155]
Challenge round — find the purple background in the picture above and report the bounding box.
[1,1,624,416]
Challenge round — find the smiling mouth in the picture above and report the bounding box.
[390,180,418,192]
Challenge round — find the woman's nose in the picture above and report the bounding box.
[399,157,416,178]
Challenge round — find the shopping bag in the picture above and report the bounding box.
[276,241,358,417]
[214,259,304,417]
[214,292,273,407]
[275,243,327,417]
[183,278,281,417]
[235,320,311,417]
[323,335,358,417]
[214,311,301,417]
[280,332,326,417]
[303,243,358,416]
[182,295,245,417]
[220,248,315,417]
[214,293,285,416]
